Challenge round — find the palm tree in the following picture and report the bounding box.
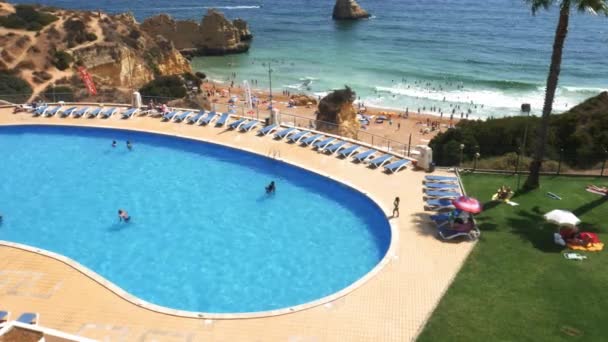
[523,0,607,190]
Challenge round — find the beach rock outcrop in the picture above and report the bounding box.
[332,0,371,20]
[316,87,359,139]
[141,9,252,56]
[290,94,318,106]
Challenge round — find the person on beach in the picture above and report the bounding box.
[266,181,276,194]
[126,141,132,150]
[392,197,400,218]
[118,209,130,222]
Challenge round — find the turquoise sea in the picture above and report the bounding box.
[30,0,608,118]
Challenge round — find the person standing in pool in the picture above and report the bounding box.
[265,181,276,194]
[118,209,130,222]
[126,140,132,150]
[112,140,117,148]
[392,197,400,218]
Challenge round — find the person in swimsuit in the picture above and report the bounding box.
[126,141,132,150]
[118,209,130,222]
[392,197,400,218]
[112,140,117,147]
[265,181,276,194]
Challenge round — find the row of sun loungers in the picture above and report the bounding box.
[0,310,39,325]
[30,105,134,119]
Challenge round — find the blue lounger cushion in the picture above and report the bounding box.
[73,107,88,117]
[16,312,38,324]
[425,190,461,198]
[426,199,455,210]
[275,127,297,139]
[368,154,392,167]
[353,149,377,162]
[0,310,9,322]
[313,137,336,149]
[384,159,410,173]
[60,106,77,116]
[425,183,459,190]
[324,140,348,153]
[339,144,360,158]
[229,118,248,129]
[426,175,458,182]
[215,113,230,126]
[201,112,217,125]
[34,106,47,116]
[259,123,278,135]
[301,133,324,145]
[89,107,103,117]
[288,130,309,142]
[187,111,205,123]
[100,107,116,117]
[240,120,259,131]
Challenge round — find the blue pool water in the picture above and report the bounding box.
[0,125,391,313]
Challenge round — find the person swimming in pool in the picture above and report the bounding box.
[118,209,130,222]
[112,140,117,147]
[126,140,132,150]
[265,181,276,194]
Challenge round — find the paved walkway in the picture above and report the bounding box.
[0,107,475,341]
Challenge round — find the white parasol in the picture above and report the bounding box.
[543,209,580,227]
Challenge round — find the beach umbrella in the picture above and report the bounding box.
[543,210,580,227]
[452,196,482,214]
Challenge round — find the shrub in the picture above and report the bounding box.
[0,72,32,103]
[16,60,35,69]
[195,71,206,79]
[128,29,141,40]
[52,50,72,71]
[42,85,74,102]
[0,5,58,31]
[139,75,187,100]
[85,32,97,41]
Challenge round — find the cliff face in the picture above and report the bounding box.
[141,9,252,56]
[316,87,359,139]
[333,0,371,20]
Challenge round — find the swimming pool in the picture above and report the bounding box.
[0,125,391,314]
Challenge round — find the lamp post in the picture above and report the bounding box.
[601,147,608,177]
[557,148,564,175]
[459,144,465,168]
[267,62,273,115]
[474,152,480,171]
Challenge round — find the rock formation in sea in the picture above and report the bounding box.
[316,87,359,139]
[141,9,252,57]
[332,0,371,20]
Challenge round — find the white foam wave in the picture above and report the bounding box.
[152,5,260,11]
[561,85,607,93]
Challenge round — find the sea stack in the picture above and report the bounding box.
[141,9,252,56]
[332,0,371,20]
[315,87,359,139]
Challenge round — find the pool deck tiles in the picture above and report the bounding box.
[0,107,475,341]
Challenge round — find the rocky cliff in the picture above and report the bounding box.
[316,87,360,139]
[332,0,371,20]
[141,9,252,57]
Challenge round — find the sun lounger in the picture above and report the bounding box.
[438,226,480,241]
[323,140,348,154]
[215,112,231,126]
[87,107,103,118]
[425,183,459,190]
[200,111,217,125]
[240,120,259,131]
[368,154,393,168]
[72,107,89,118]
[301,133,324,146]
[186,111,205,124]
[425,199,455,211]
[16,312,38,325]
[0,310,9,323]
[33,105,48,116]
[162,110,180,121]
[288,130,310,143]
[174,111,193,122]
[313,137,336,150]
[425,175,458,182]
[425,190,461,199]
[353,149,377,162]
[274,127,297,139]
[338,144,361,158]
[430,214,450,227]
[384,159,410,173]
[229,117,248,129]
[100,107,117,118]
[121,108,139,119]
[45,106,62,117]
[258,123,278,135]
[59,106,77,117]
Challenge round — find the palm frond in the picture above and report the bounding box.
[524,0,555,14]
[575,0,608,15]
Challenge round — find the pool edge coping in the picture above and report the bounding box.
[0,121,400,320]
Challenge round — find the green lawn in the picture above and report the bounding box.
[417,174,608,342]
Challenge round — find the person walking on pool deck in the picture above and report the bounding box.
[118,209,130,222]
[393,197,400,218]
[266,181,276,194]
[126,140,132,150]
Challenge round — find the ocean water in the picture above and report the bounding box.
[30,0,608,118]
[0,125,391,313]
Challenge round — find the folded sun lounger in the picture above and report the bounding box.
[215,112,231,126]
[187,111,205,124]
[323,140,348,154]
[301,133,324,146]
[425,183,459,190]
[72,107,89,118]
[16,312,38,325]
[425,175,458,182]
[338,144,361,158]
[353,149,377,162]
[274,127,297,139]
[121,107,139,118]
[425,199,456,211]
[88,107,103,118]
[384,159,410,173]
[60,106,77,117]
[229,117,248,129]
[100,107,117,118]
[0,310,9,323]
[368,154,393,168]
[240,120,259,131]
[258,123,278,135]
[200,111,217,125]
[425,190,461,199]
[313,137,336,150]
[288,130,310,143]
